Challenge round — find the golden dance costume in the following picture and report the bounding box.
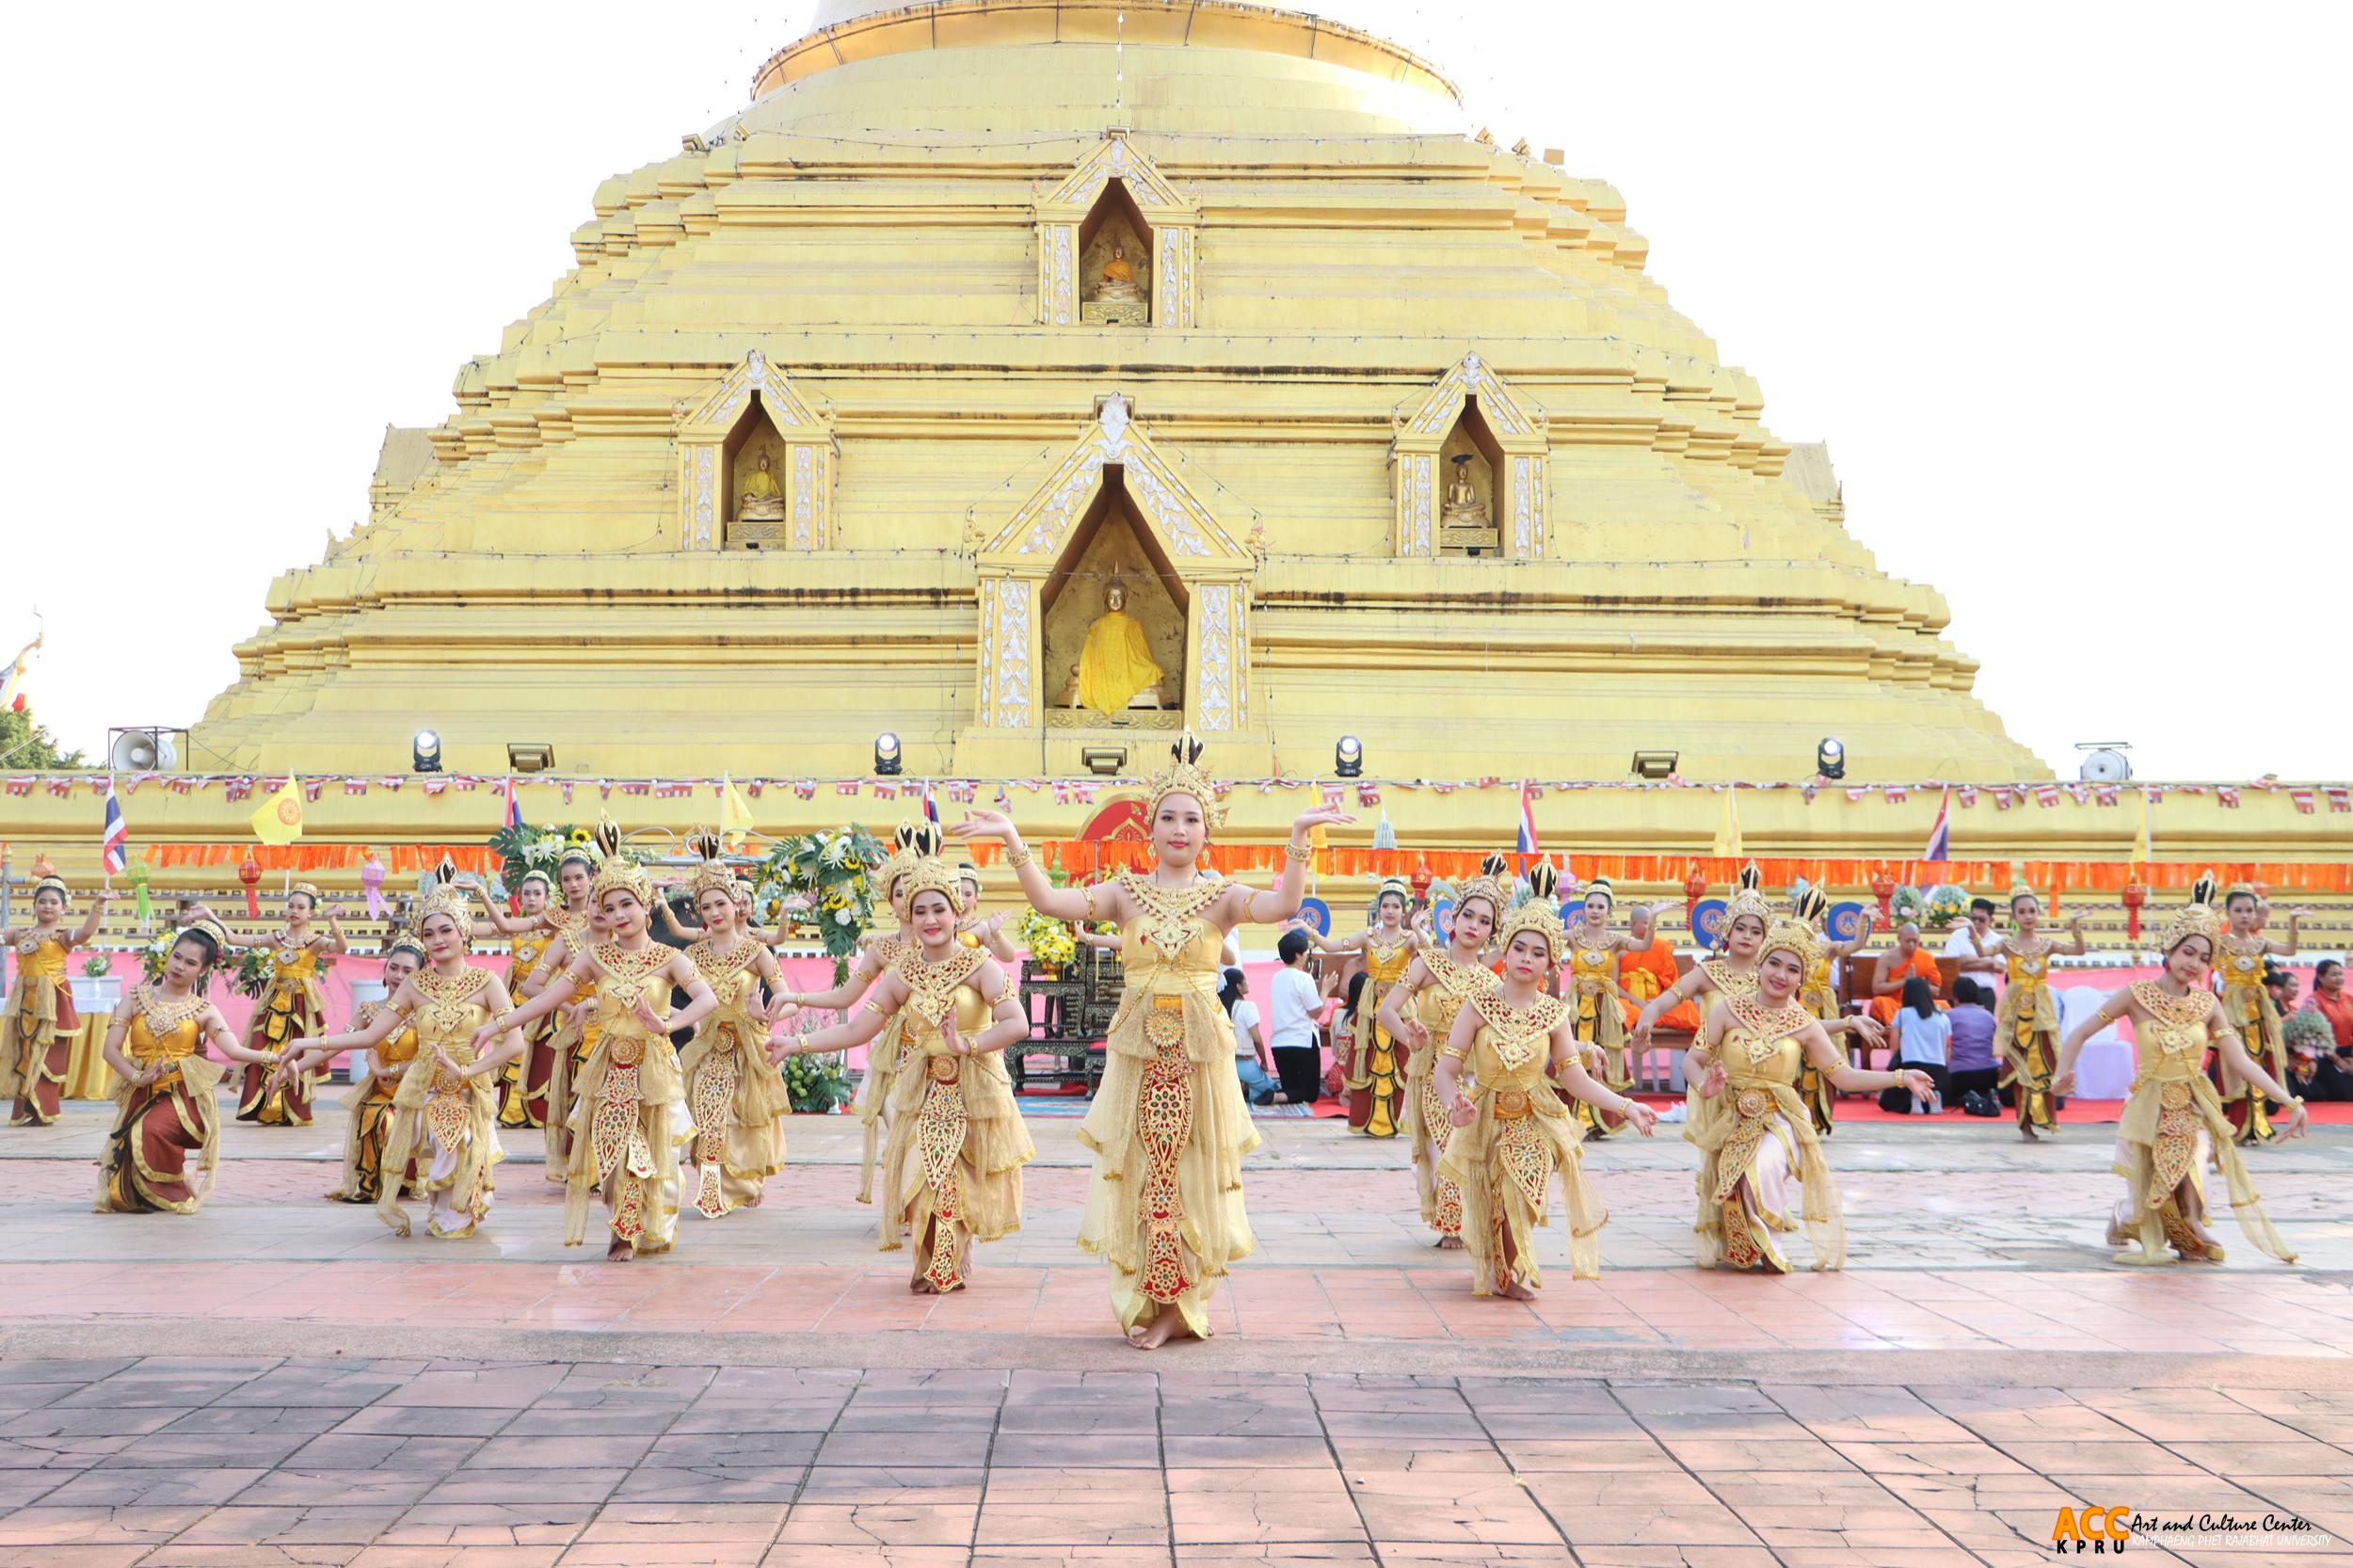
[1078,868,1260,1339]
[539,911,599,1179]
[681,938,792,1219]
[7,934,77,1126]
[879,947,1033,1291]
[496,923,554,1129]
[239,941,328,1125]
[331,1000,421,1205]
[1691,993,1846,1272]
[1403,947,1497,1242]
[95,988,223,1214]
[562,942,690,1254]
[1437,989,1606,1292]
[375,969,504,1239]
[2216,933,2289,1144]
[1790,888,1840,1136]
[1346,933,1411,1137]
[853,934,915,1209]
[1996,941,2061,1135]
[1566,936,1629,1136]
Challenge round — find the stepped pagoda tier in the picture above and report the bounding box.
[196,0,2047,783]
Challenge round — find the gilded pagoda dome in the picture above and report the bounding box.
[197,0,2046,782]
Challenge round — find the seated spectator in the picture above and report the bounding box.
[1879,974,1951,1112]
[1869,923,1943,1027]
[2308,959,2353,1055]
[1946,976,2001,1112]
[1223,966,1276,1107]
[2285,1008,2353,1101]
[1267,930,1326,1107]
[2266,964,2299,1022]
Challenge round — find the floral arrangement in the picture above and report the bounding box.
[1016,908,1078,973]
[758,824,884,983]
[780,1046,855,1112]
[1889,885,1927,926]
[2284,1009,2333,1059]
[1920,884,1970,932]
[82,953,110,979]
[232,947,274,1001]
[488,822,599,894]
[139,928,179,984]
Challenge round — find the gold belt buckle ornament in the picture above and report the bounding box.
[1735,1088,1770,1120]
[2160,1081,2192,1111]
[611,1034,644,1067]
[930,1056,960,1084]
[1144,995,1186,1052]
[1493,1088,1530,1119]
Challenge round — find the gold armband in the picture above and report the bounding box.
[1004,845,1032,871]
[1082,885,1098,920]
[862,999,889,1018]
[1282,840,1312,864]
[1439,1045,1466,1062]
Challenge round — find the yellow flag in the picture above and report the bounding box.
[1710,785,1743,859]
[2131,787,2153,868]
[720,773,756,849]
[250,776,305,846]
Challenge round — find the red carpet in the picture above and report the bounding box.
[1629,1092,2353,1126]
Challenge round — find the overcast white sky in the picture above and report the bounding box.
[4,2,2344,779]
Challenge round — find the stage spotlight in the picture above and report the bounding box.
[506,742,554,775]
[873,731,903,776]
[1080,746,1128,776]
[1816,737,1845,780]
[1335,735,1364,778]
[1631,749,1678,780]
[412,729,442,773]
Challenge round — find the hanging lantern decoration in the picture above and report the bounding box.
[2120,881,2148,945]
[126,860,152,925]
[238,852,263,920]
[1410,854,1433,903]
[1870,865,1898,922]
[1682,862,1708,926]
[360,851,387,921]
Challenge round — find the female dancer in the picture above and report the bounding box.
[5,873,109,1126]
[2057,877,2304,1264]
[775,821,927,1208]
[1377,855,1508,1248]
[289,876,527,1238]
[313,936,424,1204]
[1963,886,2086,1141]
[232,883,346,1126]
[771,851,1034,1292]
[1689,916,1931,1272]
[1561,880,1672,1137]
[954,862,1021,963]
[2214,883,2307,1143]
[677,838,792,1219]
[1631,864,1772,1048]
[1790,887,1881,1136]
[954,733,1353,1349]
[519,845,607,1175]
[474,852,717,1259]
[95,920,275,1213]
[1291,878,1417,1137]
[468,870,554,1128]
[1434,865,1657,1299]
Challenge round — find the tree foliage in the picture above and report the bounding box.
[0,705,87,771]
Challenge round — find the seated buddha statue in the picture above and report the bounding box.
[1066,582,1166,716]
[737,451,787,522]
[1440,458,1490,529]
[1092,241,1146,306]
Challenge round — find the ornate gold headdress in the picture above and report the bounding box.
[288,881,324,906]
[1146,731,1223,827]
[31,872,68,901]
[1759,914,1820,970]
[2008,883,2039,907]
[1583,876,1614,908]
[1723,860,1771,932]
[2158,872,2225,955]
[414,856,474,944]
[555,835,601,877]
[872,818,922,899]
[1371,875,1410,911]
[685,828,737,903]
[1496,862,1567,964]
[900,827,962,911]
[588,816,651,907]
[383,932,428,967]
[517,867,552,893]
[179,917,231,965]
[1453,852,1512,920]
[1791,885,1830,928]
[2223,878,2263,906]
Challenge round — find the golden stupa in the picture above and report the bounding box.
[190,0,2046,785]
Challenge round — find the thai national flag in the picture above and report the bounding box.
[923,783,939,824]
[101,777,129,876]
[1516,779,1541,857]
[1923,784,1952,862]
[503,776,523,831]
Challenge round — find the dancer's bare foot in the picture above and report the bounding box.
[1128,1304,1190,1351]
[2019,1127,2039,1143]
[1436,1235,1464,1250]
[606,1237,634,1262]
[1499,1278,1538,1302]
[911,1276,936,1293]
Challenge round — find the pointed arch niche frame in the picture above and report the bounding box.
[969,396,1255,761]
[674,350,839,551]
[1035,133,1199,328]
[1390,352,1550,559]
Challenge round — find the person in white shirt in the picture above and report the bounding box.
[1267,930,1326,1106]
[1944,899,2002,990]
[1223,966,1276,1106]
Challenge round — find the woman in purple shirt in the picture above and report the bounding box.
[1946,977,2001,1111]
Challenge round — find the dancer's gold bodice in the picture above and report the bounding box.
[588,946,673,1062]
[691,942,764,1043]
[1568,942,1614,997]
[126,992,205,1089]
[1364,938,1411,988]
[1720,1005,1806,1090]
[2129,983,2213,1084]
[1700,958,1758,1001]
[1465,993,1567,1099]
[355,1002,421,1100]
[14,936,67,982]
[271,944,321,984]
[2005,944,2051,990]
[1416,950,1496,1039]
[509,931,550,987]
[1116,875,1225,998]
[2216,936,2266,995]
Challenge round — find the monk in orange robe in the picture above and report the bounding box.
[1868,923,1944,1026]
[1617,907,1703,1033]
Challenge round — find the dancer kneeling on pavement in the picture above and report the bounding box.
[1689,915,1931,1273]
[769,849,1034,1295]
[1434,864,1657,1300]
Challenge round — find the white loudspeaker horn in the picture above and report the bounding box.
[2078,748,2131,784]
[107,728,179,772]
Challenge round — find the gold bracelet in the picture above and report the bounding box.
[1283,840,1312,864]
[1004,845,1032,870]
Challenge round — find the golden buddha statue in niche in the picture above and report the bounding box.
[1096,242,1145,306]
[737,450,787,522]
[1061,582,1167,716]
[1440,455,1489,529]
